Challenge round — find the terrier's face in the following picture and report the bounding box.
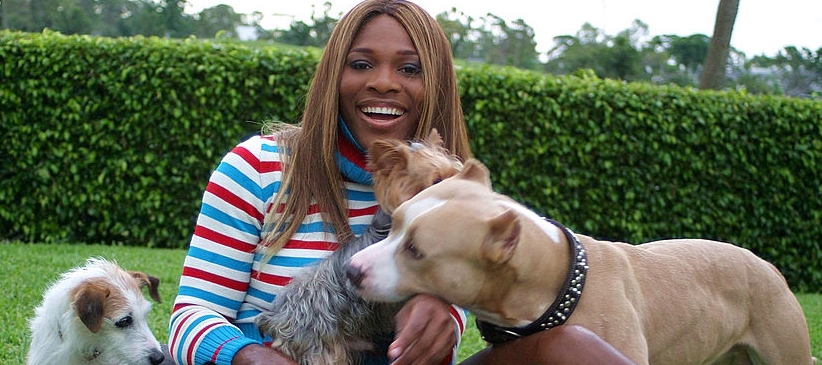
[69,266,165,365]
[367,128,463,214]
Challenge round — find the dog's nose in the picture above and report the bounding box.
[346,264,364,287]
[149,347,166,365]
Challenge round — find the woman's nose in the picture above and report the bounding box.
[368,66,402,93]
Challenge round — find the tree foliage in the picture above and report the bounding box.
[0,0,243,39]
[752,47,822,98]
[435,8,539,70]
[1,0,818,98]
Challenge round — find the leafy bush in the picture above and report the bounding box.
[460,67,822,291]
[1,30,316,247]
[2,31,820,291]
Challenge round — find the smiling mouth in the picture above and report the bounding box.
[362,106,404,120]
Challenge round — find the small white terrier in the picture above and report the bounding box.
[27,257,167,365]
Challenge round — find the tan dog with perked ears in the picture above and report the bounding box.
[348,158,817,365]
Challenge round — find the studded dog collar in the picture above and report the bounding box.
[476,218,588,344]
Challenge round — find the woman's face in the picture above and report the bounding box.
[339,14,425,150]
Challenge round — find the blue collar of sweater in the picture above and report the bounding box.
[335,117,373,186]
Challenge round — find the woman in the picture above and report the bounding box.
[168,1,635,365]
[169,2,468,365]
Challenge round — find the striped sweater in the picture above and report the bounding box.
[168,133,466,365]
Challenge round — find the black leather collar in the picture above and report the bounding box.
[476,218,588,344]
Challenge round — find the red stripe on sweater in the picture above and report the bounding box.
[267,204,376,222]
[205,182,264,223]
[211,336,241,362]
[232,145,282,174]
[194,226,256,253]
[268,203,322,215]
[170,309,197,364]
[182,267,248,292]
[191,322,221,364]
[338,133,369,169]
[350,205,379,216]
[449,306,464,334]
[283,239,339,250]
[250,270,292,286]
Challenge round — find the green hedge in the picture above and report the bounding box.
[1,30,316,247]
[2,31,820,291]
[459,67,822,291]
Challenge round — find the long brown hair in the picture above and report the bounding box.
[260,0,472,256]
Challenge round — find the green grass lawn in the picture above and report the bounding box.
[2,242,820,363]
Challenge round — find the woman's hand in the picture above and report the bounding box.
[389,294,457,365]
[231,344,299,365]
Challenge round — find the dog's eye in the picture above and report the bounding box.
[114,315,133,328]
[404,242,424,260]
[432,176,443,185]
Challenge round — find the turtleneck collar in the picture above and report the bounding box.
[335,117,373,186]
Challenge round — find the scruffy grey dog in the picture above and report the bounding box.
[255,130,464,365]
[256,210,399,365]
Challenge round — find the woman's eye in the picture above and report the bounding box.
[115,316,133,328]
[349,60,371,70]
[399,63,421,76]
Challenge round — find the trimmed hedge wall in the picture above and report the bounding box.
[459,68,822,292]
[2,31,820,291]
[1,30,316,247]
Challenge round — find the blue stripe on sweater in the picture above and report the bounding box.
[267,255,322,267]
[217,162,264,198]
[260,143,280,153]
[247,286,276,303]
[188,246,252,272]
[176,286,243,313]
[295,221,332,234]
[347,189,376,201]
[176,313,246,364]
[200,203,260,236]
[351,223,368,235]
[262,180,281,198]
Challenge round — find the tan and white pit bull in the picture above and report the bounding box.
[347,158,816,365]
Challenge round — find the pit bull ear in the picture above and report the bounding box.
[425,128,444,147]
[367,139,409,175]
[130,271,162,303]
[71,280,110,334]
[459,159,492,187]
[482,209,520,264]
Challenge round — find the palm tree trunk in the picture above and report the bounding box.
[699,0,740,90]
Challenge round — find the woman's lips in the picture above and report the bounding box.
[359,106,406,127]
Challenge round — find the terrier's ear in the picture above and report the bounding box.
[482,209,520,264]
[130,271,162,303]
[458,159,492,187]
[71,280,110,333]
[367,139,409,175]
[425,128,444,147]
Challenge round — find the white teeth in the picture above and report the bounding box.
[362,106,404,116]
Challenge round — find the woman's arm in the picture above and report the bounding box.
[168,136,273,365]
[458,325,637,365]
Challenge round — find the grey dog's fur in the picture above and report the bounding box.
[255,209,403,365]
[255,131,461,365]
